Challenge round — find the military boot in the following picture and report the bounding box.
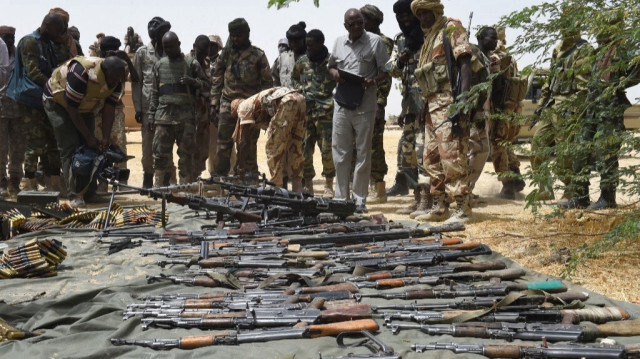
[409,184,433,218]
[169,167,177,185]
[154,171,165,188]
[7,176,21,197]
[47,176,68,198]
[367,181,387,204]
[444,195,472,224]
[498,180,516,200]
[143,173,154,189]
[557,183,590,209]
[0,177,8,197]
[415,193,449,222]
[323,177,334,198]
[587,188,616,210]
[396,184,421,215]
[304,176,315,196]
[386,172,408,196]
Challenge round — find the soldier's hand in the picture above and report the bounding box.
[329,68,344,84]
[398,51,411,66]
[135,112,143,123]
[397,113,406,127]
[180,76,196,86]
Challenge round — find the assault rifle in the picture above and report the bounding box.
[110,319,379,350]
[140,303,372,330]
[382,306,628,325]
[354,268,525,289]
[387,319,640,342]
[342,260,506,282]
[412,342,640,358]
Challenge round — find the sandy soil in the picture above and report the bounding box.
[117,127,640,303]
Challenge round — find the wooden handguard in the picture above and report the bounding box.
[594,318,640,337]
[193,276,224,287]
[309,319,379,338]
[375,279,406,288]
[299,283,359,294]
[443,242,482,250]
[319,304,372,322]
[285,251,330,259]
[198,258,226,268]
[179,332,230,349]
[184,298,226,309]
[483,345,522,359]
[561,307,629,324]
[182,312,246,319]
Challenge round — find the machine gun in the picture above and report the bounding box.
[387,319,640,342]
[412,342,640,359]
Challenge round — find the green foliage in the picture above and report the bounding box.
[498,0,640,273]
[267,0,319,9]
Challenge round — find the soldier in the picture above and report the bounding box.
[292,29,336,197]
[67,26,84,56]
[124,26,143,54]
[89,33,104,57]
[192,35,213,181]
[43,56,127,206]
[530,24,592,201]
[0,26,25,197]
[210,18,272,177]
[411,0,473,223]
[488,27,527,199]
[148,32,210,186]
[48,8,79,63]
[360,4,394,204]
[277,38,289,54]
[8,13,66,193]
[206,34,223,177]
[132,16,173,188]
[231,87,306,189]
[328,8,390,213]
[466,28,493,194]
[560,11,639,209]
[272,22,307,87]
[387,0,426,215]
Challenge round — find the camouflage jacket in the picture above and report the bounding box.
[272,50,297,88]
[470,44,490,115]
[210,43,272,111]
[17,29,58,88]
[388,33,424,116]
[132,42,163,114]
[375,33,394,107]
[489,49,521,111]
[539,38,593,106]
[0,49,20,118]
[149,54,210,125]
[291,52,335,111]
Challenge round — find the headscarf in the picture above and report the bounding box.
[393,0,412,14]
[228,18,250,33]
[147,17,171,39]
[208,34,223,49]
[360,5,384,24]
[49,7,78,58]
[412,0,448,67]
[0,26,16,35]
[100,36,121,55]
[49,7,70,24]
[286,22,307,40]
[394,0,423,52]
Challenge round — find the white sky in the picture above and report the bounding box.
[3,0,638,114]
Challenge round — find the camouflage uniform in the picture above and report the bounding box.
[14,31,61,179]
[193,56,212,181]
[149,54,210,184]
[531,38,593,192]
[467,44,491,191]
[292,52,336,180]
[417,18,472,198]
[388,33,424,174]
[369,33,394,183]
[94,104,127,165]
[235,87,306,187]
[133,42,176,178]
[488,48,522,179]
[0,50,25,190]
[210,42,272,176]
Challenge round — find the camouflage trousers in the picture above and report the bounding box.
[530,107,575,188]
[415,121,426,176]
[468,120,489,191]
[207,122,217,175]
[153,122,195,181]
[488,107,521,181]
[370,106,387,182]
[0,114,26,180]
[397,113,419,172]
[262,93,306,187]
[423,95,470,196]
[19,104,61,177]
[193,107,210,180]
[302,106,335,179]
[95,105,127,169]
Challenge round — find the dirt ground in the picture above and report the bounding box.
[119,127,640,303]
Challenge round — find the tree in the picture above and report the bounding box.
[267,0,319,9]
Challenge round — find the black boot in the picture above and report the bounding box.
[588,188,617,210]
[143,173,154,189]
[162,173,171,187]
[557,183,590,209]
[510,168,526,192]
[498,181,516,200]
[406,168,419,190]
[386,172,408,196]
[282,176,289,190]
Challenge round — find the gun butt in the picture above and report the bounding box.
[309,319,379,338]
[483,345,522,359]
[562,307,629,324]
[299,283,359,294]
[593,319,640,338]
[319,304,372,322]
[180,332,231,349]
[234,210,262,223]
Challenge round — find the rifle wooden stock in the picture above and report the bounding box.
[309,319,378,338]
[587,319,640,339]
[297,283,359,294]
[179,332,231,349]
[483,345,522,359]
[192,276,228,287]
[181,312,246,319]
[318,304,372,322]
[561,307,629,324]
[184,298,226,309]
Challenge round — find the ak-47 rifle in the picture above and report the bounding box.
[387,319,640,342]
[412,342,640,359]
[110,319,379,350]
[354,268,525,290]
[342,260,506,282]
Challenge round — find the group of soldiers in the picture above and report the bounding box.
[0,1,636,220]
